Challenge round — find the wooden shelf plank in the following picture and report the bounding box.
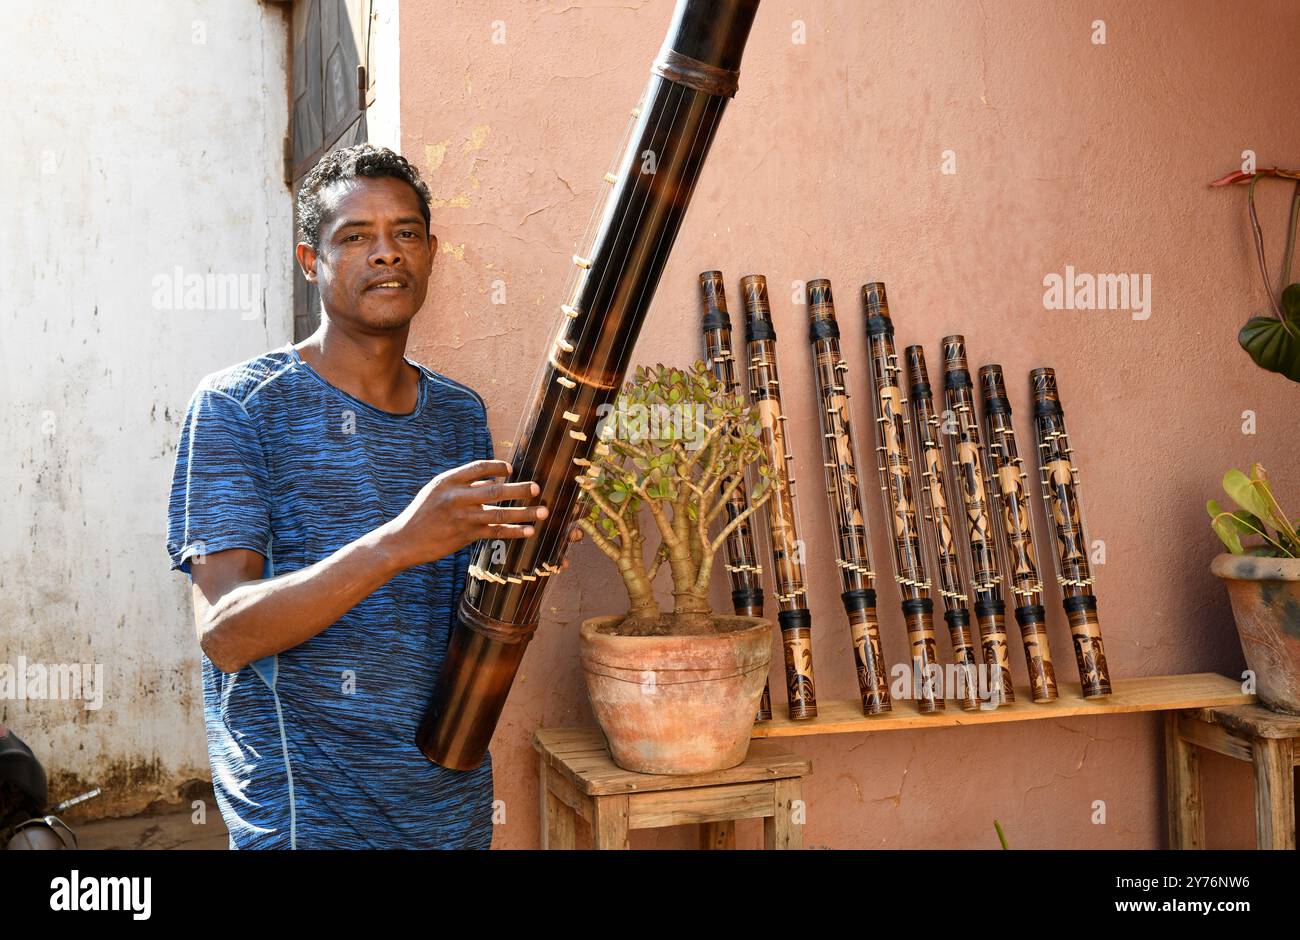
[749,673,1255,738]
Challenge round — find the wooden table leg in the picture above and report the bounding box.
[764,778,803,850]
[1252,738,1296,850]
[1164,712,1203,849]
[538,761,576,850]
[591,794,630,850]
[700,821,736,849]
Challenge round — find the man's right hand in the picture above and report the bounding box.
[191,459,547,673]
[381,459,546,569]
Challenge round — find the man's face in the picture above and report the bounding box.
[296,175,436,333]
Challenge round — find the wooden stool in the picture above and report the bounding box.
[533,727,811,849]
[1165,704,1300,849]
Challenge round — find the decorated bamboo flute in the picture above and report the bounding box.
[741,274,817,719]
[940,336,1014,706]
[904,345,981,711]
[1030,368,1112,698]
[806,279,892,715]
[861,283,944,713]
[978,364,1059,704]
[417,0,762,769]
[700,270,773,721]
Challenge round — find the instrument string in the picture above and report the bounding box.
[468,91,647,602]
[475,76,676,623]
[543,84,722,607]
[519,74,687,623]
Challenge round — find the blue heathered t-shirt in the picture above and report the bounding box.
[166,345,494,849]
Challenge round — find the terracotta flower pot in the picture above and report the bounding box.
[1211,553,1300,715]
[578,614,771,774]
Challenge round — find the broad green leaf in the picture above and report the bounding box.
[1284,282,1300,319]
[1248,464,1297,538]
[1238,285,1300,382]
[1210,512,1244,554]
[1223,468,1272,520]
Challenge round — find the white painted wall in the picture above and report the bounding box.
[368,0,402,154]
[0,1,292,815]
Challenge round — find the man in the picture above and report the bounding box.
[166,143,573,849]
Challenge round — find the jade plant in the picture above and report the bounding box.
[1208,464,1300,558]
[1210,166,1300,382]
[575,361,774,630]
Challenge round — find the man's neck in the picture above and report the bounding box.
[294,321,421,414]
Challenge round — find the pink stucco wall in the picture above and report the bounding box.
[401,0,1299,848]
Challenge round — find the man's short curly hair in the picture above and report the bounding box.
[296,143,433,249]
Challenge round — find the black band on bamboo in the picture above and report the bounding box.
[745,317,776,344]
[1062,594,1098,614]
[983,395,1011,414]
[1032,396,1062,417]
[944,607,972,631]
[1014,604,1047,626]
[841,588,876,612]
[944,368,971,390]
[809,317,839,342]
[975,598,1006,617]
[731,587,763,609]
[778,609,812,631]
[901,597,933,616]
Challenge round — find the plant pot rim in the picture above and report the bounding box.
[1210,552,1300,581]
[579,613,770,641]
[579,613,772,674]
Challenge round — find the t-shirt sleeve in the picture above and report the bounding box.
[166,387,273,575]
[480,410,493,462]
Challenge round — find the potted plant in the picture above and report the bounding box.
[1208,165,1300,714]
[1208,467,1300,714]
[575,361,775,774]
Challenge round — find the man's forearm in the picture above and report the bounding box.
[199,522,412,673]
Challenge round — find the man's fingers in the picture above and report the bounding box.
[463,479,540,503]
[568,526,584,543]
[447,459,512,484]
[480,505,548,525]
[482,523,538,540]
